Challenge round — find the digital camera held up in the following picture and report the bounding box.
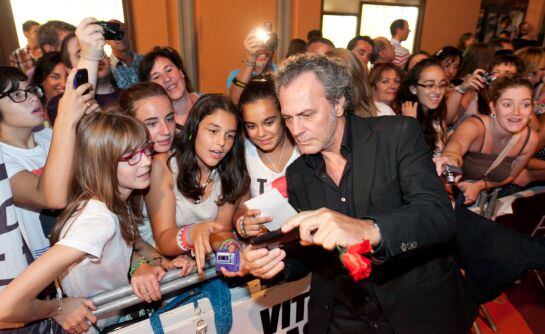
[255,22,278,52]
[97,21,124,41]
[479,72,497,85]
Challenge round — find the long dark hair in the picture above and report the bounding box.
[51,112,148,245]
[172,94,249,205]
[400,58,446,152]
[239,75,280,110]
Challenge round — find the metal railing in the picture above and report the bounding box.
[91,262,218,318]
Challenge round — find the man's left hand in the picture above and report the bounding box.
[281,208,381,250]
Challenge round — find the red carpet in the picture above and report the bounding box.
[474,293,533,334]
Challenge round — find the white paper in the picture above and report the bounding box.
[244,188,298,231]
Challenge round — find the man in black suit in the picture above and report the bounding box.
[241,54,475,333]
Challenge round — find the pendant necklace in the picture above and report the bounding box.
[195,169,213,204]
[262,136,287,173]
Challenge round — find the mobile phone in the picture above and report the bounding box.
[73,69,89,89]
[250,227,300,248]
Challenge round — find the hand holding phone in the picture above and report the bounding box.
[73,69,89,89]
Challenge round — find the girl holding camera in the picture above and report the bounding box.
[434,76,538,204]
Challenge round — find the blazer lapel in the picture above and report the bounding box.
[351,118,377,218]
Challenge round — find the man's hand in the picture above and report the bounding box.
[238,245,286,280]
[281,208,381,250]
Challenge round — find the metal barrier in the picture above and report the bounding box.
[92,263,218,318]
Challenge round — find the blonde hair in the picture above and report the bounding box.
[51,111,148,244]
[327,48,378,117]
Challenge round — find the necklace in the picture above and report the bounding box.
[261,136,287,172]
[195,169,213,204]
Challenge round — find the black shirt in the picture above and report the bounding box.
[304,116,393,333]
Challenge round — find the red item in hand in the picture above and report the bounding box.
[339,240,372,281]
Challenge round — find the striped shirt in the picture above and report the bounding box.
[391,38,410,69]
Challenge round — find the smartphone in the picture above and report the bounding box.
[250,227,300,248]
[73,68,89,89]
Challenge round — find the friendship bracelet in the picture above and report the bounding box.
[129,256,150,277]
[51,296,63,318]
[232,77,247,88]
[80,52,106,61]
[182,225,194,250]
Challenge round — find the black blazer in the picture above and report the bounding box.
[285,114,476,334]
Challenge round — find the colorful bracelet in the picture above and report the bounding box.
[176,226,191,252]
[237,215,247,238]
[129,257,150,277]
[182,225,194,250]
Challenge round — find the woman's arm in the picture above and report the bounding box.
[445,70,486,125]
[9,70,98,210]
[228,30,265,105]
[434,116,484,175]
[0,245,96,332]
[145,155,184,257]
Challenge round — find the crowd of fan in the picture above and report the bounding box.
[0,14,544,334]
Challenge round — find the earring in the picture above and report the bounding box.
[491,113,496,119]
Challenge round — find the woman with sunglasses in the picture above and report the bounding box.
[0,112,166,333]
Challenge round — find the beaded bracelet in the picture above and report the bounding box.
[129,256,151,277]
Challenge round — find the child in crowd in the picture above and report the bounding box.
[0,111,165,333]
[146,94,249,272]
[233,77,299,238]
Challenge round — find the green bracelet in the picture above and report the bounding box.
[129,257,150,277]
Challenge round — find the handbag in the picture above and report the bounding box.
[149,278,232,334]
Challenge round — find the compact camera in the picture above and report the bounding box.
[255,22,278,52]
[97,21,125,41]
[479,72,497,85]
[442,164,463,184]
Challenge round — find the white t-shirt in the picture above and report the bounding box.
[244,139,300,198]
[374,102,396,117]
[0,148,31,291]
[0,128,53,259]
[57,199,133,330]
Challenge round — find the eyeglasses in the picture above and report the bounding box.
[0,86,43,103]
[119,142,154,166]
[416,82,448,90]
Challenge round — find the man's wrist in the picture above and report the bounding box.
[358,218,381,246]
